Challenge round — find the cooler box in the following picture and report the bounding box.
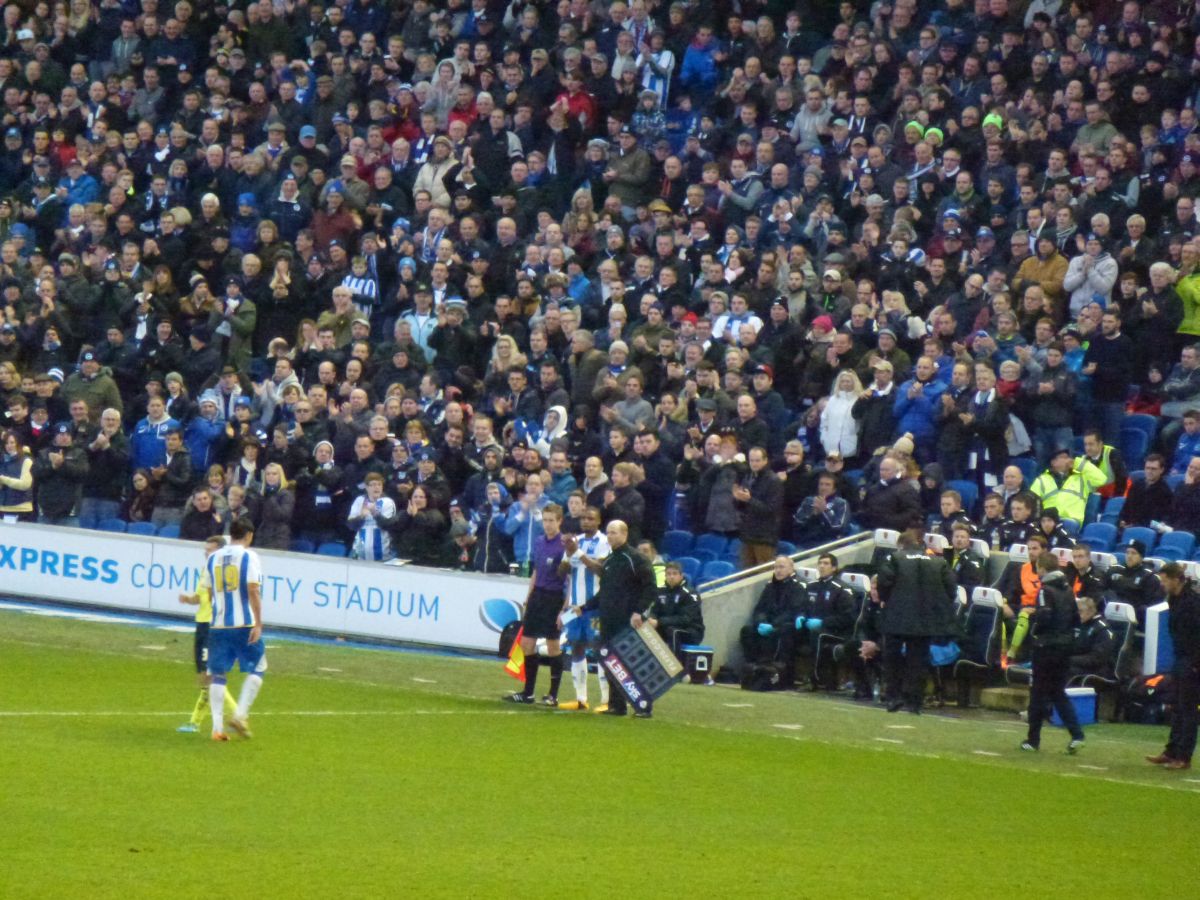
[1051,687,1097,727]
[682,645,714,685]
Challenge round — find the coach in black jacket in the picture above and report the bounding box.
[858,455,922,532]
[588,519,658,717]
[877,531,957,713]
[740,556,806,688]
[1023,554,1085,752]
[645,562,705,659]
[1148,564,1200,770]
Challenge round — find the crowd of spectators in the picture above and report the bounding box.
[4,0,1200,577]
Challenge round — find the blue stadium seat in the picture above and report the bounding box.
[1158,531,1196,559]
[1120,429,1149,470]
[1061,518,1080,538]
[675,556,701,584]
[776,540,797,556]
[1123,413,1158,445]
[289,538,315,554]
[1081,522,1117,551]
[699,560,736,583]
[1120,526,1157,553]
[156,524,180,539]
[660,530,694,559]
[1168,473,1186,491]
[317,542,347,557]
[724,539,743,563]
[1100,496,1125,527]
[946,480,979,515]
[1083,492,1101,526]
[127,521,155,536]
[97,518,127,533]
[693,533,729,557]
[689,549,717,564]
[1013,456,1039,486]
[1154,547,1186,562]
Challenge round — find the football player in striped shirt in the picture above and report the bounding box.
[176,535,237,733]
[207,520,267,741]
[558,506,611,711]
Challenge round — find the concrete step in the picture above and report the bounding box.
[981,686,1029,712]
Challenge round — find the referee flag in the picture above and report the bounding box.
[504,627,525,681]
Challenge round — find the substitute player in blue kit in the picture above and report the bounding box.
[558,506,610,711]
[207,520,267,741]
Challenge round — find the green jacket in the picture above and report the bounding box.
[1030,457,1106,523]
[1177,272,1200,337]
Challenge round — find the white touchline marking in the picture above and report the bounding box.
[886,724,916,730]
[1184,778,1200,784]
[0,709,523,718]
[874,737,903,744]
[411,677,437,683]
[138,645,167,651]
[973,750,1001,756]
[156,625,193,633]
[772,723,803,731]
[1077,765,1107,771]
[317,667,342,673]
[723,703,754,708]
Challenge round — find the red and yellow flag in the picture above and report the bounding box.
[504,627,525,681]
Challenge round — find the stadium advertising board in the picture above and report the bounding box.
[0,522,526,652]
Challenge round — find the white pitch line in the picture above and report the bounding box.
[411,677,438,684]
[723,703,754,708]
[772,723,803,731]
[874,737,903,744]
[0,709,522,718]
[1077,765,1108,771]
[886,724,916,730]
[138,645,167,651]
[973,750,1001,757]
[317,667,342,673]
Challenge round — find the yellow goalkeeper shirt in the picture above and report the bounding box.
[194,570,213,624]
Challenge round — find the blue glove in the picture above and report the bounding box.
[795,615,806,630]
[757,622,775,637]
[806,618,824,632]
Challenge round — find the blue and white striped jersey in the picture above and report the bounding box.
[568,531,610,606]
[207,544,263,629]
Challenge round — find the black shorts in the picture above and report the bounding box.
[522,587,565,639]
[194,622,210,674]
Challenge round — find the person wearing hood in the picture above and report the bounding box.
[1014,235,1069,318]
[532,404,569,460]
[294,439,343,546]
[185,391,224,471]
[819,370,862,462]
[228,193,262,254]
[1063,233,1118,319]
[470,480,514,573]
[265,173,312,243]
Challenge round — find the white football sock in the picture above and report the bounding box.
[236,674,263,721]
[598,667,610,704]
[571,659,588,702]
[210,682,226,735]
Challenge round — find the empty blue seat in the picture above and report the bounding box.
[675,556,701,584]
[1120,429,1149,470]
[1013,456,1039,486]
[693,533,730,557]
[1061,519,1080,538]
[946,479,979,514]
[156,524,180,539]
[1154,546,1186,561]
[1100,496,1125,527]
[127,521,155,536]
[777,540,797,556]
[1123,413,1158,444]
[1120,526,1157,553]
[1158,531,1196,559]
[689,548,717,564]
[725,539,743,562]
[317,542,347,557]
[97,518,127,533]
[1080,522,1117,551]
[289,538,315,554]
[1168,473,1186,490]
[661,530,694,559]
[699,560,736,583]
[1083,492,1102,525]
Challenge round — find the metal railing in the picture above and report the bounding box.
[697,531,875,591]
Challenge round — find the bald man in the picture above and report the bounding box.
[585,520,659,717]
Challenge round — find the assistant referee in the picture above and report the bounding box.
[586,520,658,718]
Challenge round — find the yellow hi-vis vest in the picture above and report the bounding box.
[1029,457,1106,523]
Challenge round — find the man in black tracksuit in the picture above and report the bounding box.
[1146,563,1200,770]
[739,555,806,688]
[876,531,957,713]
[1067,595,1117,681]
[645,560,704,659]
[1022,553,1086,753]
[797,553,856,690]
[587,519,658,717]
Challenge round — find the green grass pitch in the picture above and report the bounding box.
[1,608,1197,898]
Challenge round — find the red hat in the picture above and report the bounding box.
[812,315,834,332]
[682,311,698,324]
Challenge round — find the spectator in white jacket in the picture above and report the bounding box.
[1063,233,1118,318]
[820,370,863,460]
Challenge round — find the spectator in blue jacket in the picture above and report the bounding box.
[502,480,551,569]
[130,395,179,471]
[893,356,947,462]
[1171,410,1200,476]
[185,391,224,472]
[679,26,722,105]
[58,159,100,206]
